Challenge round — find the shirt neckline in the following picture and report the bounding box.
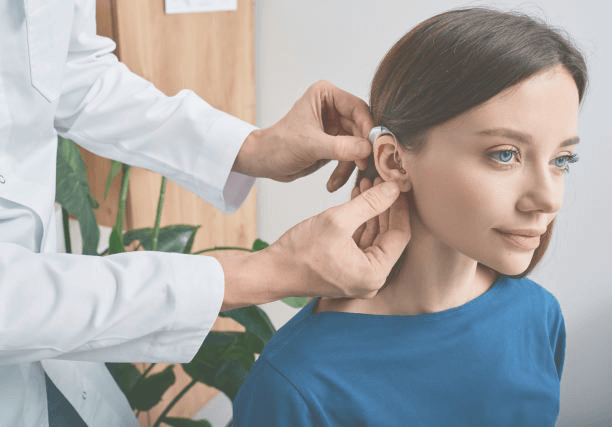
[307,275,507,322]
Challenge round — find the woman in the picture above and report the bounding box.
[233,7,587,426]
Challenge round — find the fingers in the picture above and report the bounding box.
[327,161,356,192]
[364,184,411,274]
[355,157,369,171]
[365,227,411,279]
[319,81,375,138]
[353,178,390,250]
[309,81,373,167]
[334,117,371,171]
[364,191,411,277]
[332,180,400,234]
[314,133,371,163]
[357,178,378,248]
[373,178,389,234]
[351,185,366,244]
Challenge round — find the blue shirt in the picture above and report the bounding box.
[234,276,566,426]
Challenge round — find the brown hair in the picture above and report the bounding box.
[360,7,587,278]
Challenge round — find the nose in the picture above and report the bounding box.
[516,164,563,214]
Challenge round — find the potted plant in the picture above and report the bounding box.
[55,136,308,426]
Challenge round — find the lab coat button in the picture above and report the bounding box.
[0,175,5,184]
[81,390,87,400]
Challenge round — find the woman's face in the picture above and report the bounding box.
[401,65,580,276]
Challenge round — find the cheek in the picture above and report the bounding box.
[411,163,503,246]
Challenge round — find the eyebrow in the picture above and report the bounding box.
[476,128,580,147]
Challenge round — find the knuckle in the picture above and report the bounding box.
[333,138,349,159]
[348,266,384,298]
[349,282,381,299]
[354,97,369,112]
[352,281,380,299]
[311,80,331,93]
[359,190,383,215]
[360,177,373,192]
[319,208,343,231]
[316,79,331,88]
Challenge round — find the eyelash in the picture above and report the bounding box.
[489,149,580,174]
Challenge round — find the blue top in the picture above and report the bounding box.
[233,276,566,426]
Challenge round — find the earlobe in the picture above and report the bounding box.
[373,136,412,192]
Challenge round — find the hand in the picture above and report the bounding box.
[352,177,383,249]
[219,181,411,310]
[232,81,374,192]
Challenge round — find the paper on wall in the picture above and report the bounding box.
[165,0,237,14]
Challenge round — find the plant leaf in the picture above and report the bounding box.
[123,225,200,253]
[240,331,265,355]
[182,331,241,385]
[104,160,123,201]
[182,331,255,397]
[221,334,255,371]
[250,238,269,252]
[192,332,242,365]
[219,305,275,345]
[182,332,240,385]
[108,226,125,254]
[213,360,249,401]
[281,297,311,308]
[117,362,142,395]
[55,136,100,255]
[163,418,212,427]
[127,364,176,411]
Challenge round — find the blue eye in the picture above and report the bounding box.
[553,153,579,174]
[553,157,568,168]
[489,149,579,174]
[490,149,517,163]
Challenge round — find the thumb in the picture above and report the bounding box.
[364,192,411,275]
[333,181,401,234]
[314,133,372,162]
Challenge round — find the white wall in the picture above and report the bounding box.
[255,1,612,425]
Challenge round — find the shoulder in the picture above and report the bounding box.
[254,299,360,387]
[234,355,316,426]
[259,300,318,359]
[500,276,560,306]
[259,299,334,364]
[498,276,564,324]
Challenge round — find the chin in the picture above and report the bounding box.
[482,254,533,277]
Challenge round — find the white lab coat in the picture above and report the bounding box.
[0,0,256,425]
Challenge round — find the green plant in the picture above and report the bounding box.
[55,136,309,426]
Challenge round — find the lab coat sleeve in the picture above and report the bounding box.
[0,241,224,366]
[54,0,256,213]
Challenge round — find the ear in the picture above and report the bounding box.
[373,135,412,192]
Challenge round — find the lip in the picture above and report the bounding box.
[497,228,546,237]
[495,229,543,250]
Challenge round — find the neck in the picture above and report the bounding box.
[316,211,499,316]
[373,231,498,315]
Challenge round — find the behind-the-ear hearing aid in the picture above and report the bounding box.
[368,126,406,174]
